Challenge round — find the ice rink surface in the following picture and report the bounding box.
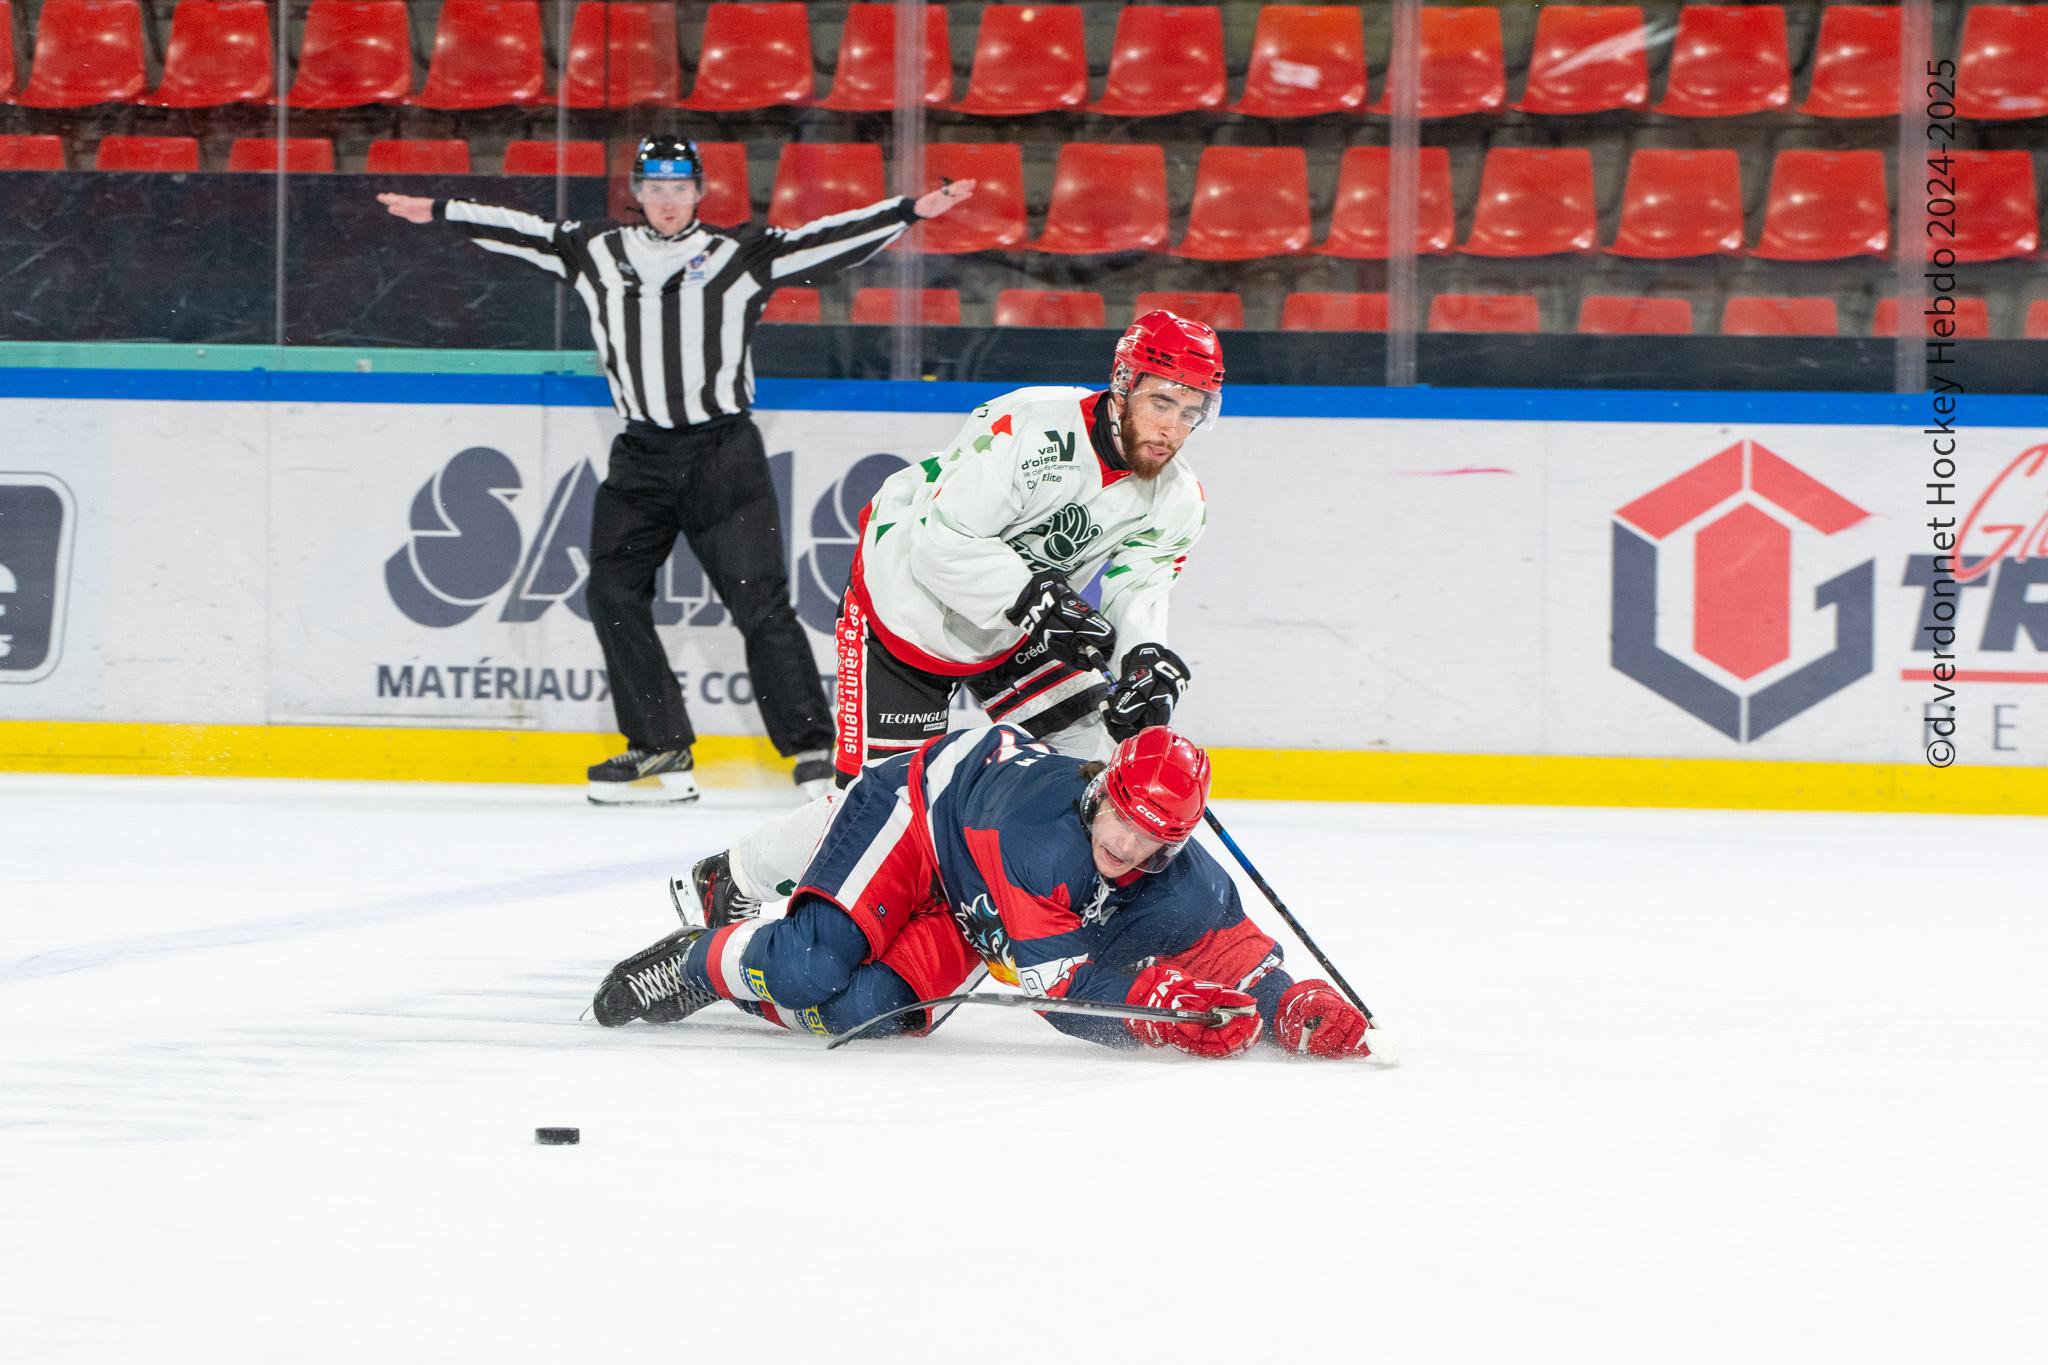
[2,773,2043,1364]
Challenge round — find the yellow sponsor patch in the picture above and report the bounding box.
[745,967,773,1003]
[799,1007,830,1036]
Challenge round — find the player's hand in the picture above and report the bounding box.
[1106,643,1190,742]
[1125,964,1261,1058]
[1275,979,1375,1059]
[1005,569,1116,674]
[377,193,435,224]
[914,178,976,219]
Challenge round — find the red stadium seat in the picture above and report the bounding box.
[1606,149,1744,259]
[1576,296,1694,335]
[558,3,680,108]
[821,3,951,111]
[995,290,1107,328]
[851,289,962,326]
[1090,6,1226,116]
[226,137,336,173]
[0,134,66,170]
[1720,297,1838,336]
[1752,150,1889,261]
[768,143,885,229]
[1428,294,1542,333]
[1132,292,1245,331]
[952,4,1087,116]
[0,2,14,101]
[1233,6,1368,117]
[144,0,274,107]
[694,141,752,227]
[1949,150,2039,262]
[1515,5,1650,114]
[1461,147,1597,257]
[761,288,823,324]
[412,0,547,108]
[95,136,200,172]
[681,3,815,110]
[503,140,607,177]
[1033,143,1170,255]
[1959,5,2048,120]
[1317,146,1455,259]
[900,143,1026,254]
[2025,300,2048,339]
[1871,297,1991,339]
[288,1,414,107]
[365,139,472,175]
[1370,6,1506,118]
[1173,146,1312,260]
[1799,5,1902,118]
[15,0,146,106]
[1655,5,1791,117]
[1282,292,1389,331]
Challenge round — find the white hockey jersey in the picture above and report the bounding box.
[848,386,1207,675]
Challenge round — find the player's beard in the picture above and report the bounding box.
[1117,406,1181,481]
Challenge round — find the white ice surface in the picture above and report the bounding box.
[2,774,2043,1364]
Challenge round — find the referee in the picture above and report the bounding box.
[379,136,975,805]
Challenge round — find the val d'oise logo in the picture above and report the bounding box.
[0,473,76,685]
[1612,440,1873,742]
[386,446,905,636]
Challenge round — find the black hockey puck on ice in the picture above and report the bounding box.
[534,1127,580,1145]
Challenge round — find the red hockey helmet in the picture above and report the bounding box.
[1087,726,1212,871]
[1111,310,1225,431]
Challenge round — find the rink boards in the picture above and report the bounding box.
[4,368,2047,813]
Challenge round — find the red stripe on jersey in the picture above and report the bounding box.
[961,825,1084,942]
[1080,392,1131,488]
[1168,919,1282,991]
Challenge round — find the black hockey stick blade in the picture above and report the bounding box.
[825,992,1251,1050]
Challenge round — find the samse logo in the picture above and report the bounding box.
[0,473,76,684]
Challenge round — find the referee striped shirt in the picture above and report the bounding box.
[437,195,918,428]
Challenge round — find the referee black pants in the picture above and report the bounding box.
[586,414,832,757]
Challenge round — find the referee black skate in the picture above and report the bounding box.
[378,136,976,804]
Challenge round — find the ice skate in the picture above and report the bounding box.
[592,926,718,1026]
[673,850,762,929]
[586,748,699,805]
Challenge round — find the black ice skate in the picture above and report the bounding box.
[673,851,761,929]
[592,926,719,1027]
[791,748,835,801]
[587,747,699,805]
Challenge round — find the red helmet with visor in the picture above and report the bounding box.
[1111,310,1225,432]
[1085,725,1212,872]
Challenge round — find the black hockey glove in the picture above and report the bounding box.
[1105,643,1190,742]
[1005,569,1117,673]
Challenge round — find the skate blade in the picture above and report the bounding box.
[587,772,701,806]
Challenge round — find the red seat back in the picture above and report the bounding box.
[952,4,1087,115]
[1132,292,1245,331]
[17,0,147,107]
[1720,297,1838,336]
[559,4,680,107]
[1516,6,1650,114]
[761,288,823,324]
[693,141,752,227]
[1799,5,1901,118]
[1577,296,1694,334]
[146,0,274,107]
[1091,6,1226,116]
[1317,146,1455,258]
[1655,5,1790,116]
[412,0,547,108]
[1871,297,1991,339]
[682,2,815,110]
[1173,146,1312,260]
[0,2,14,100]
[1234,6,1367,116]
[1461,147,1597,257]
[1428,294,1542,332]
[96,135,201,172]
[2025,300,2048,340]
[994,290,1107,328]
[1282,293,1389,332]
[851,289,962,326]
[227,137,336,173]
[504,140,607,177]
[1960,6,2048,119]
[768,143,885,229]
[1033,143,1170,254]
[822,3,951,110]
[288,1,413,107]
[1370,6,1505,118]
[1949,150,2040,261]
[1752,150,1889,261]
[366,139,472,175]
[0,134,67,170]
[900,143,1026,254]
[1606,148,1745,258]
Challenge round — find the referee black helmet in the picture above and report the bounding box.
[632,135,704,188]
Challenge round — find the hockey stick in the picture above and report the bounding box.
[826,992,1254,1050]
[1200,807,1375,1024]
[926,966,989,1034]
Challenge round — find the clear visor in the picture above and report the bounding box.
[1128,375,1222,434]
[1086,779,1192,875]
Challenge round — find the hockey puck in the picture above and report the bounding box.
[534,1127,580,1146]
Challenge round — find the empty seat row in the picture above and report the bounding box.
[8,2,2048,118]
[771,286,2048,338]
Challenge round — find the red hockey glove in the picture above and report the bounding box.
[1125,964,1261,1058]
[1275,979,1375,1059]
